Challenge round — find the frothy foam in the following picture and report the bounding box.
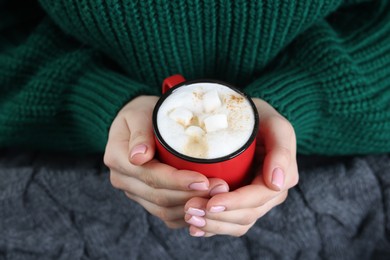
[156,82,255,159]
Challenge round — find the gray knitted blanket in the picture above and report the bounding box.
[0,150,389,260]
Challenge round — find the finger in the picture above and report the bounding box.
[113,174,219,207]
[260,115,297,191]
[186,191,288,237]
[208,178,230,196]
[188,225,214,237]
[205,191,288,224]
[182,178,229,213]
[133,160,212,191]
[109,157,211,191]
[203,175,280,211]
[127,110,156,166]
[184,197,208,217]
[125,191,186,222]
[186,198,231,224]
[185,213,254,237]
[184,197,208,233]
[112,174,226,214]
[104,117,133,173]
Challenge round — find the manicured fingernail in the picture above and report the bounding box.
[130,144,147,158]
[191,230,205,237]
[272,167,285,190]
[209,184,229,196]
[186,216,206,227]
[186,207,206,217]
[209,205,226,213]
[189,182,209,191]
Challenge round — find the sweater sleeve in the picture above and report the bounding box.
[244,0,390,155]
[0,10,158,153]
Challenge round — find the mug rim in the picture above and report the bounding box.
[152,78,259,164]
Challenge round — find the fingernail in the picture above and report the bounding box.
[272,167,285,190]
[209,205,226,213]
[130,144,147,158]
[209,184,229,196]
[189,182,209,191]
[186,207,206,217]
[191,230,205,237]
[186,216,206,227]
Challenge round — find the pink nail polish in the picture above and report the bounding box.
[189,182,209,191]
[186,207,206,217]
[130,144,147,158]
[191,230,205,237]
[209,184,229,196]
[272,167,285,190]
[186,216,206,227]
[209,205,226,213]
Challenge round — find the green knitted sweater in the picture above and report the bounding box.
[1,0,389,155]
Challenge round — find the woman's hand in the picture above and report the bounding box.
[184,98,299,236]
[104,96,229,228]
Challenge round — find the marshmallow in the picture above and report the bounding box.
[204,114,228,132]
[157,82,255,159]
[203,90,221,113]
[169,108,193,126]
[185,126,205,137]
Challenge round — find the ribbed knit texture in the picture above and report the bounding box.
[0,0,389,154]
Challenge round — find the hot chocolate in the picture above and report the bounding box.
[156,82,256,159]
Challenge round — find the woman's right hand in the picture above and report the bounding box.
[104,95,229,228]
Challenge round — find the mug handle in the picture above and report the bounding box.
[162,74,186,94]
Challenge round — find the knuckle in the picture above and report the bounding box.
[124,191,133,200]
[131,129,148,143]
[103,151,115,168]
[109,173,122,190]
[278,146,292,164]
[154,207,171,221]
[213,224,224,235]
[233,228,249,237]
[142,172,158,188]
[144,187,172,207]
[238,212,258,226]
[153,193,170,207]
[291,172,299,187]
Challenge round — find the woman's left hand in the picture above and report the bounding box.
[184,98,299,237]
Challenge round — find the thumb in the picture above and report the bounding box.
[260,116,296,191]
[128,114,156,166]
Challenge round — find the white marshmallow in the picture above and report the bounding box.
[169,108,193,126]
[157,82,255,159]
[185,126,205,137]
[204,114,228,132]
[203,90,221,113]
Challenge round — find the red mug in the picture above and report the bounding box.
[152,75,259,190]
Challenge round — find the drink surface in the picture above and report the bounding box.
[157,82,255,159]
